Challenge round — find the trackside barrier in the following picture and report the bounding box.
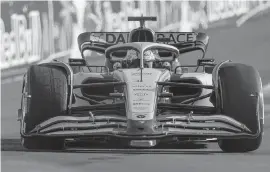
[236,1,270,27]
[1,1,74,71]
[38,50,71,64]
[1,50,71,84]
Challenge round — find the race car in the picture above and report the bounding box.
[18,16,264,152]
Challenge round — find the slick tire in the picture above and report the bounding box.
[22,65,68,150]
[217,63,263,152]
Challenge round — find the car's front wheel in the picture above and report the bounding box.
[217,63,263,152]
[21,65,68,150]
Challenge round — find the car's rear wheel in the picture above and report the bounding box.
[22,65,68,150]
[217,63,263,152]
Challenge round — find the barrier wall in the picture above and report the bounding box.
[1,1,76,70]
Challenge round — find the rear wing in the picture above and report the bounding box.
[78,32,209,56]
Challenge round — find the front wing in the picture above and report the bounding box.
[20,112,259,140]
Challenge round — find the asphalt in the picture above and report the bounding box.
[1,14,270,172]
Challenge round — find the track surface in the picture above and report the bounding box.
[2,15,270,172]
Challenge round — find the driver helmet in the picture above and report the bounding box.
[125,49,138,61]
[143,49,161,68]
[143,50,155,68]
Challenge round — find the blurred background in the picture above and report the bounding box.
[1,0,270,138]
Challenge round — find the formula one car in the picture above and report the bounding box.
[18,16,264,152]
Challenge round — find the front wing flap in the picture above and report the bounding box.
[20,113,259,140]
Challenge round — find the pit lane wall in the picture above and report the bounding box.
[1,0,270,77]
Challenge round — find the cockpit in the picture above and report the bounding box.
[105,42,181,72]
[112,49,160,69]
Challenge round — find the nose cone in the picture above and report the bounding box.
[114,68,171,121]
[122,69,161,120]
[127,120,156,134]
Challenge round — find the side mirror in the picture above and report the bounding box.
[197,58,215,66]
[69,58,86,66]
